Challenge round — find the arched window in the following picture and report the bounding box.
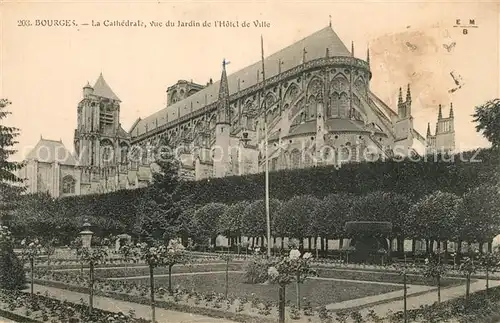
[329,93,340,117]
[307,96,317,121]
[62,175,76,194]
[339,93,349,118]
[290,149,301,169]
[120,143,129,164]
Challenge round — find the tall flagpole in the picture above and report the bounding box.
[261,35,271,258]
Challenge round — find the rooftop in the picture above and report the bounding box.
[131,26,352,137]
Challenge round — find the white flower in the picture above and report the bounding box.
[268,266,279,278]
[424,258,429,264]
[289,249,301,260]
[21,239,26,246]
[29,242,35,247]
[303,252,312,260]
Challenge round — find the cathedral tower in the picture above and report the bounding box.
[425,103,455,154]
[74,74,130,193]
[213,61,231,178]
[393,84,414,153]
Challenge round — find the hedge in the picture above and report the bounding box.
[8,148,498,240]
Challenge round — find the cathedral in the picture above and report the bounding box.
[19,25,455,197]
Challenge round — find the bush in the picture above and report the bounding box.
[0,248,26,290]
[243,256,269,284]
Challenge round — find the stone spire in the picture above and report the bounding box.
[217,59,231,125]
[449,102,454,118]
[351,41,355,57]
[406,84,412,103]
[438,104,443,120]
[427,122,431,137]
[366,47,370,65]
[398,87,403,105]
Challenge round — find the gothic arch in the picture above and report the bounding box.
[283,82,300,105]
[61,175,76,195]
[100,139,114,165]
[307,77,324,101]
[331,74,349,92]
[290,149,302,169]
[119,142,130,164]
[306,95,317,121]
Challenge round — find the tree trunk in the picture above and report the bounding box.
[308,237,312,251]
[437,275,441,303]
[89,261,94,314]
[488,241,493,253]
[403,272,407,323]
[149,265,156,323]
[315,237,319,258]
[261,236,264,249]
[486,267,490,294]
[225,258,229,299]
[443,241,448,263]
[30,258,34,297]
[278,285,286,323]
[479,242,484,253]
[320,237,325,254]
[281,237,284,251]
[339,238,344,249]
[168,265,173,295]
[252,237,255,249]
[465,273,471,306]
[296,272,301,309]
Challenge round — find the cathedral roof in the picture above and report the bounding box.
[132,26,351,137]
[25,138,78,165]
[281,119,386,139]
[93,73,121,102]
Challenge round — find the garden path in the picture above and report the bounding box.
[358,279,500,318]
[28,284,237,323]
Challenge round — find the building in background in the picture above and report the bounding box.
[19,25,455,197]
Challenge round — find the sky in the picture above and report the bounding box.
[1,1,499,161]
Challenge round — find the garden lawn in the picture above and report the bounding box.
[126,272,403,307]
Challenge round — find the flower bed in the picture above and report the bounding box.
[388,285,500,323]
[33,268,403,322]
[316,267,463,287]
[93,262,243,279]
[0,288,149,323]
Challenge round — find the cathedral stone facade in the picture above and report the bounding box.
[20,25,455,197]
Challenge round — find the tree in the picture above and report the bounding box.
[407,191,463,254]
[138,242,167,323]
[150,135,181,194]
[472,98,500,147]
[192,203,227,248]
[20,238,42,297]
[478,251,499,294]
[218,201,249,251]
[133,191,173,243]
[458,184,500,251]
[163,239,190,294]
[0,99,24,226]
[309,193,354,254]
[119,241,139,278]
[349,191,412,254]
[77,247,108,314]
[242,199,281,249]
[0,225,25,290]
[267,249,316,323]
[276,195,320,254]
[421,249,449,303]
